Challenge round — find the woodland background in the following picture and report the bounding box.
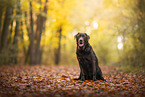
[0,0,145,97]
[0,0,145,71]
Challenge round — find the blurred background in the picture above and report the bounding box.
[0,0,144,71]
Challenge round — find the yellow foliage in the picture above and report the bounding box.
[6,0,142,66]
[21,0,29,11]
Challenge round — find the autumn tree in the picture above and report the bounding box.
[28,0,48,65]
[47,0,77,65]
[35,0,48,64]
[0,0,15,64]
[0,6,13,53]
[11,0,21,64]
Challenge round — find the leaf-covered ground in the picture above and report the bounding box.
[0,65,145,97]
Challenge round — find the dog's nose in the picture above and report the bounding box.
[79,37,83,43]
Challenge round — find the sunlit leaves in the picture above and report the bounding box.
[43,0,79,50]
[21,0,29,11]
[48,0,77,31]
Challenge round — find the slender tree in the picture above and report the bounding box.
[29,1,35,65]
[11,0,21,64]
[0,6,4,39]
[24,11,30,64]
[55,26,62,65]
[35,0,48,64]
[0,6,13,53]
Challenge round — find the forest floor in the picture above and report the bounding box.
[0,65,145,97]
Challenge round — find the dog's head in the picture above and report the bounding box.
[75,32,90,49]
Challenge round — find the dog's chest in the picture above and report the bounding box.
[77,52,93,74]
[77,52,92,66]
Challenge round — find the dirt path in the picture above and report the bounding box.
[0,65,145,97]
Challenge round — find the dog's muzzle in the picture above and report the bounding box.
[78,37,84,47]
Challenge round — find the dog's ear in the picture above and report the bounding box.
[74,33,80,39]
[85,33,90,40]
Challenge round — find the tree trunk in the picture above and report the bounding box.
[0,6,13,53]
[24,11,30,64]
[35,15,43,64]
[35,0,48,64]
[8,10,14,46]
[8,19,14,46]
[12,18,20,64]
[25,45,30,64]
[29,2,35,65]
[55,26,62,65]
[0,6,4,40]
[10,0,21,64]
[20,22,26,55]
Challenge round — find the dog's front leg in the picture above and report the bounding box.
[91,51,97,81]
[80,64,85,81]
[77,55,85,81]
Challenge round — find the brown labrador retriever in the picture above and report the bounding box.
[74,32,106,81]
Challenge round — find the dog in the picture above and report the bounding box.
[74,32,106,81]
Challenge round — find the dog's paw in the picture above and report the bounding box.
[93,75,97,81]
[93,77,97,81]
[103,79,107,82]
[81,76,85,81]
[100,77,106,82]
